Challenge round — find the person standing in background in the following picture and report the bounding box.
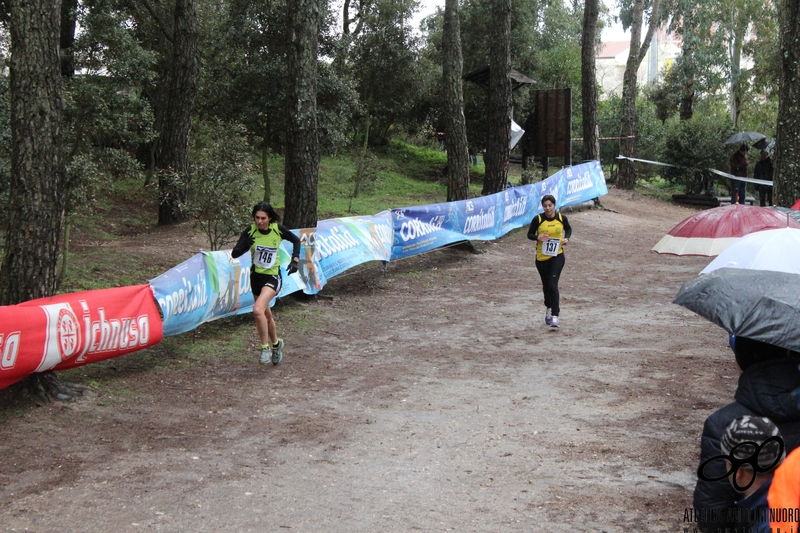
[753,150,774,206]
[729,144,749,205]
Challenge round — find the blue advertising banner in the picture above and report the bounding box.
[276,236,312,298]
[314,213,393,280]
[391,161,607,259]
[390,202,457,259]
[151,240,315,336]
[151,161,607,336]
[150,254,212,337]
[202,250,252,321]
[536,160,608,208]
[500,185,539,234]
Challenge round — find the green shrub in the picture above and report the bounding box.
[184,120,258,250]
[660,109,733,194]
[598,95,666,180]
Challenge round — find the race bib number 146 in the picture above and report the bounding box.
[254,245,278,269]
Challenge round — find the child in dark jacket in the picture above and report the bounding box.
[693,337,800,532]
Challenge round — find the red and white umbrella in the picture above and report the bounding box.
[652,204,800,256]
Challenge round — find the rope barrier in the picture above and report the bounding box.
[616,155,774,187]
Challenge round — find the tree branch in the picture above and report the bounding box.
[637,0,661,65]
[139,0,174,44]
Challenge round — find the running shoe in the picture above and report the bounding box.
[259,346,272,365]
[550,315,560,328]
[272,338,284,365]
[545,308,552,325]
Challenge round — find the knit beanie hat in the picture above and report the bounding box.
[720,415,785,470]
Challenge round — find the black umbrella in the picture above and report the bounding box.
[673,268,800,351]
[753,138,769,150]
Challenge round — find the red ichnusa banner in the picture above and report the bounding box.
[0,284,163,389]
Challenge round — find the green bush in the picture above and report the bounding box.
[660,108,733,194]
[184,120,259,250]
[598,95,666,180]
[598,96,622,168]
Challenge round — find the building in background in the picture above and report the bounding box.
[596,28,681,98]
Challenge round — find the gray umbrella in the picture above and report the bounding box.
[673,268,800,351]
[768,206,800,223]
[724,131,766,145]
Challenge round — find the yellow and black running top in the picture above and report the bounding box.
[527,212,573,262]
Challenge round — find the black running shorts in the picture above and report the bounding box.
[251,272,282,298]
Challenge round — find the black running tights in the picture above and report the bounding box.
[535,253,565,316]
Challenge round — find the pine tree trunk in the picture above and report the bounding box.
[156,0,198,226]
[262,144,271,203]
[581,0,600,162]
[729,20,744,129]
[482,0,511,196]
[0,0,66,305]
[283,0,320,229]
[443,0,470,202]
[616,0,659,190]
[59,0,76,77]
[678,6,695,120]
[774,0,800,207]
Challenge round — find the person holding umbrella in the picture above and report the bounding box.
[715,416,784,533]
[729,144,749,205]
[675,269,800,530]
[692,337,800,532]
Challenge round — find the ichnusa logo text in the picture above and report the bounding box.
[37,300,152,371]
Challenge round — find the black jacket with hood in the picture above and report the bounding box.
[693,357,800,532]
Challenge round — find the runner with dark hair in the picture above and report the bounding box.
[232,202,301,365]
[527,194,572,328]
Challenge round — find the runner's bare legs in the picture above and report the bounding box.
[253,287,278,345]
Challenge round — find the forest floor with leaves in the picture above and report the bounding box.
[0,187,734,532]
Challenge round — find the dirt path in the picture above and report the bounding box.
[0,188,736,532]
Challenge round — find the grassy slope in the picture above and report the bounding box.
[61,141,485,290]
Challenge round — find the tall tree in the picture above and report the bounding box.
[726,1,748,128]
[60,0,77,76]
[336,0,370,67]
[773,0,800,207]
[717,0,771,129]
[676,6,696,120]
[669,0,772,124]
[283,0,320,229]
[581,0,600,161]
[452,0,583,169]
[616,0,660,190]
[155,0,199,225]
[202,0,288,203]
[482,0,511,195]
[442,0,469,201]
[346,0,422,145]
[0,0,66,305]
